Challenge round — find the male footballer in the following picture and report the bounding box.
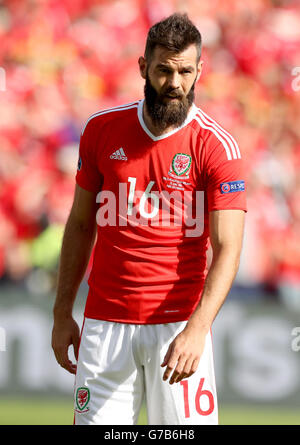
[52,13,246,425]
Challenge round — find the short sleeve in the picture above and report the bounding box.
[75,120,102,193]
[204,139,247,212]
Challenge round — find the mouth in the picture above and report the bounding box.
[164,94,181,100]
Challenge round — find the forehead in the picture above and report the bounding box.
[150,44,198,67]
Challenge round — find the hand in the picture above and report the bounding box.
[161,325,206,384]
[51,316,80,374]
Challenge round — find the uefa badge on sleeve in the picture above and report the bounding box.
[75,387,90,413]
[220,180,245,194]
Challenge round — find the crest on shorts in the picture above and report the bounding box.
[171,153,192,176]
[76,387,90,412]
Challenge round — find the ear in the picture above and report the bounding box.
[196,60,204,83]
[138,56,147,79]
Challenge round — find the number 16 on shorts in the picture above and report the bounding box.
[180,377,216,420]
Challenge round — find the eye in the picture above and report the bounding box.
[160,67,171,74]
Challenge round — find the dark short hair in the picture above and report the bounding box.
[144,13,202,63]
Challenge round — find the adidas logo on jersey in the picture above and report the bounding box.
[110,148,127,161]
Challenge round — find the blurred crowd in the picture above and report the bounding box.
[0,0,299,308]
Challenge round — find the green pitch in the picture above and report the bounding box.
[0,398,299,425]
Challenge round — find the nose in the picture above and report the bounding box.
[166,71,181,91]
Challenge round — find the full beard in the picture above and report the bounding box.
[144,73,195,132]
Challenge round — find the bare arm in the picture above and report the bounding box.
[161,209,245,384]
[52,184,98,374]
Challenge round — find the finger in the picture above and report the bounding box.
[61,344,78,374]
[73,333,80,361]
[186,358,200,378]
[59,355,77,374]
[175,357,194,383]
[52,345,64,367]
[161,344,173,368]
[54,344,77,374]
[163,364,175,382]
[169,355,187,384]
[61,360,77,375]
[162,348,180,381]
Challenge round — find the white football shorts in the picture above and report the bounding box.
[74,318,218,425]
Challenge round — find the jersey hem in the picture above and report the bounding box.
[208,206,247,212]
[83,311,191,325]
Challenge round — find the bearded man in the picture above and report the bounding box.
[52,13,246,425]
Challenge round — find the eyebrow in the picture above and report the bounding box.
[156,63,195,71]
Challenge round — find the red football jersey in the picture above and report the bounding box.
[76,99,247,324]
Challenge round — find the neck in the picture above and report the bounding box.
[142,101,191,137]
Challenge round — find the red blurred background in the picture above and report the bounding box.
[0,0,299,309]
